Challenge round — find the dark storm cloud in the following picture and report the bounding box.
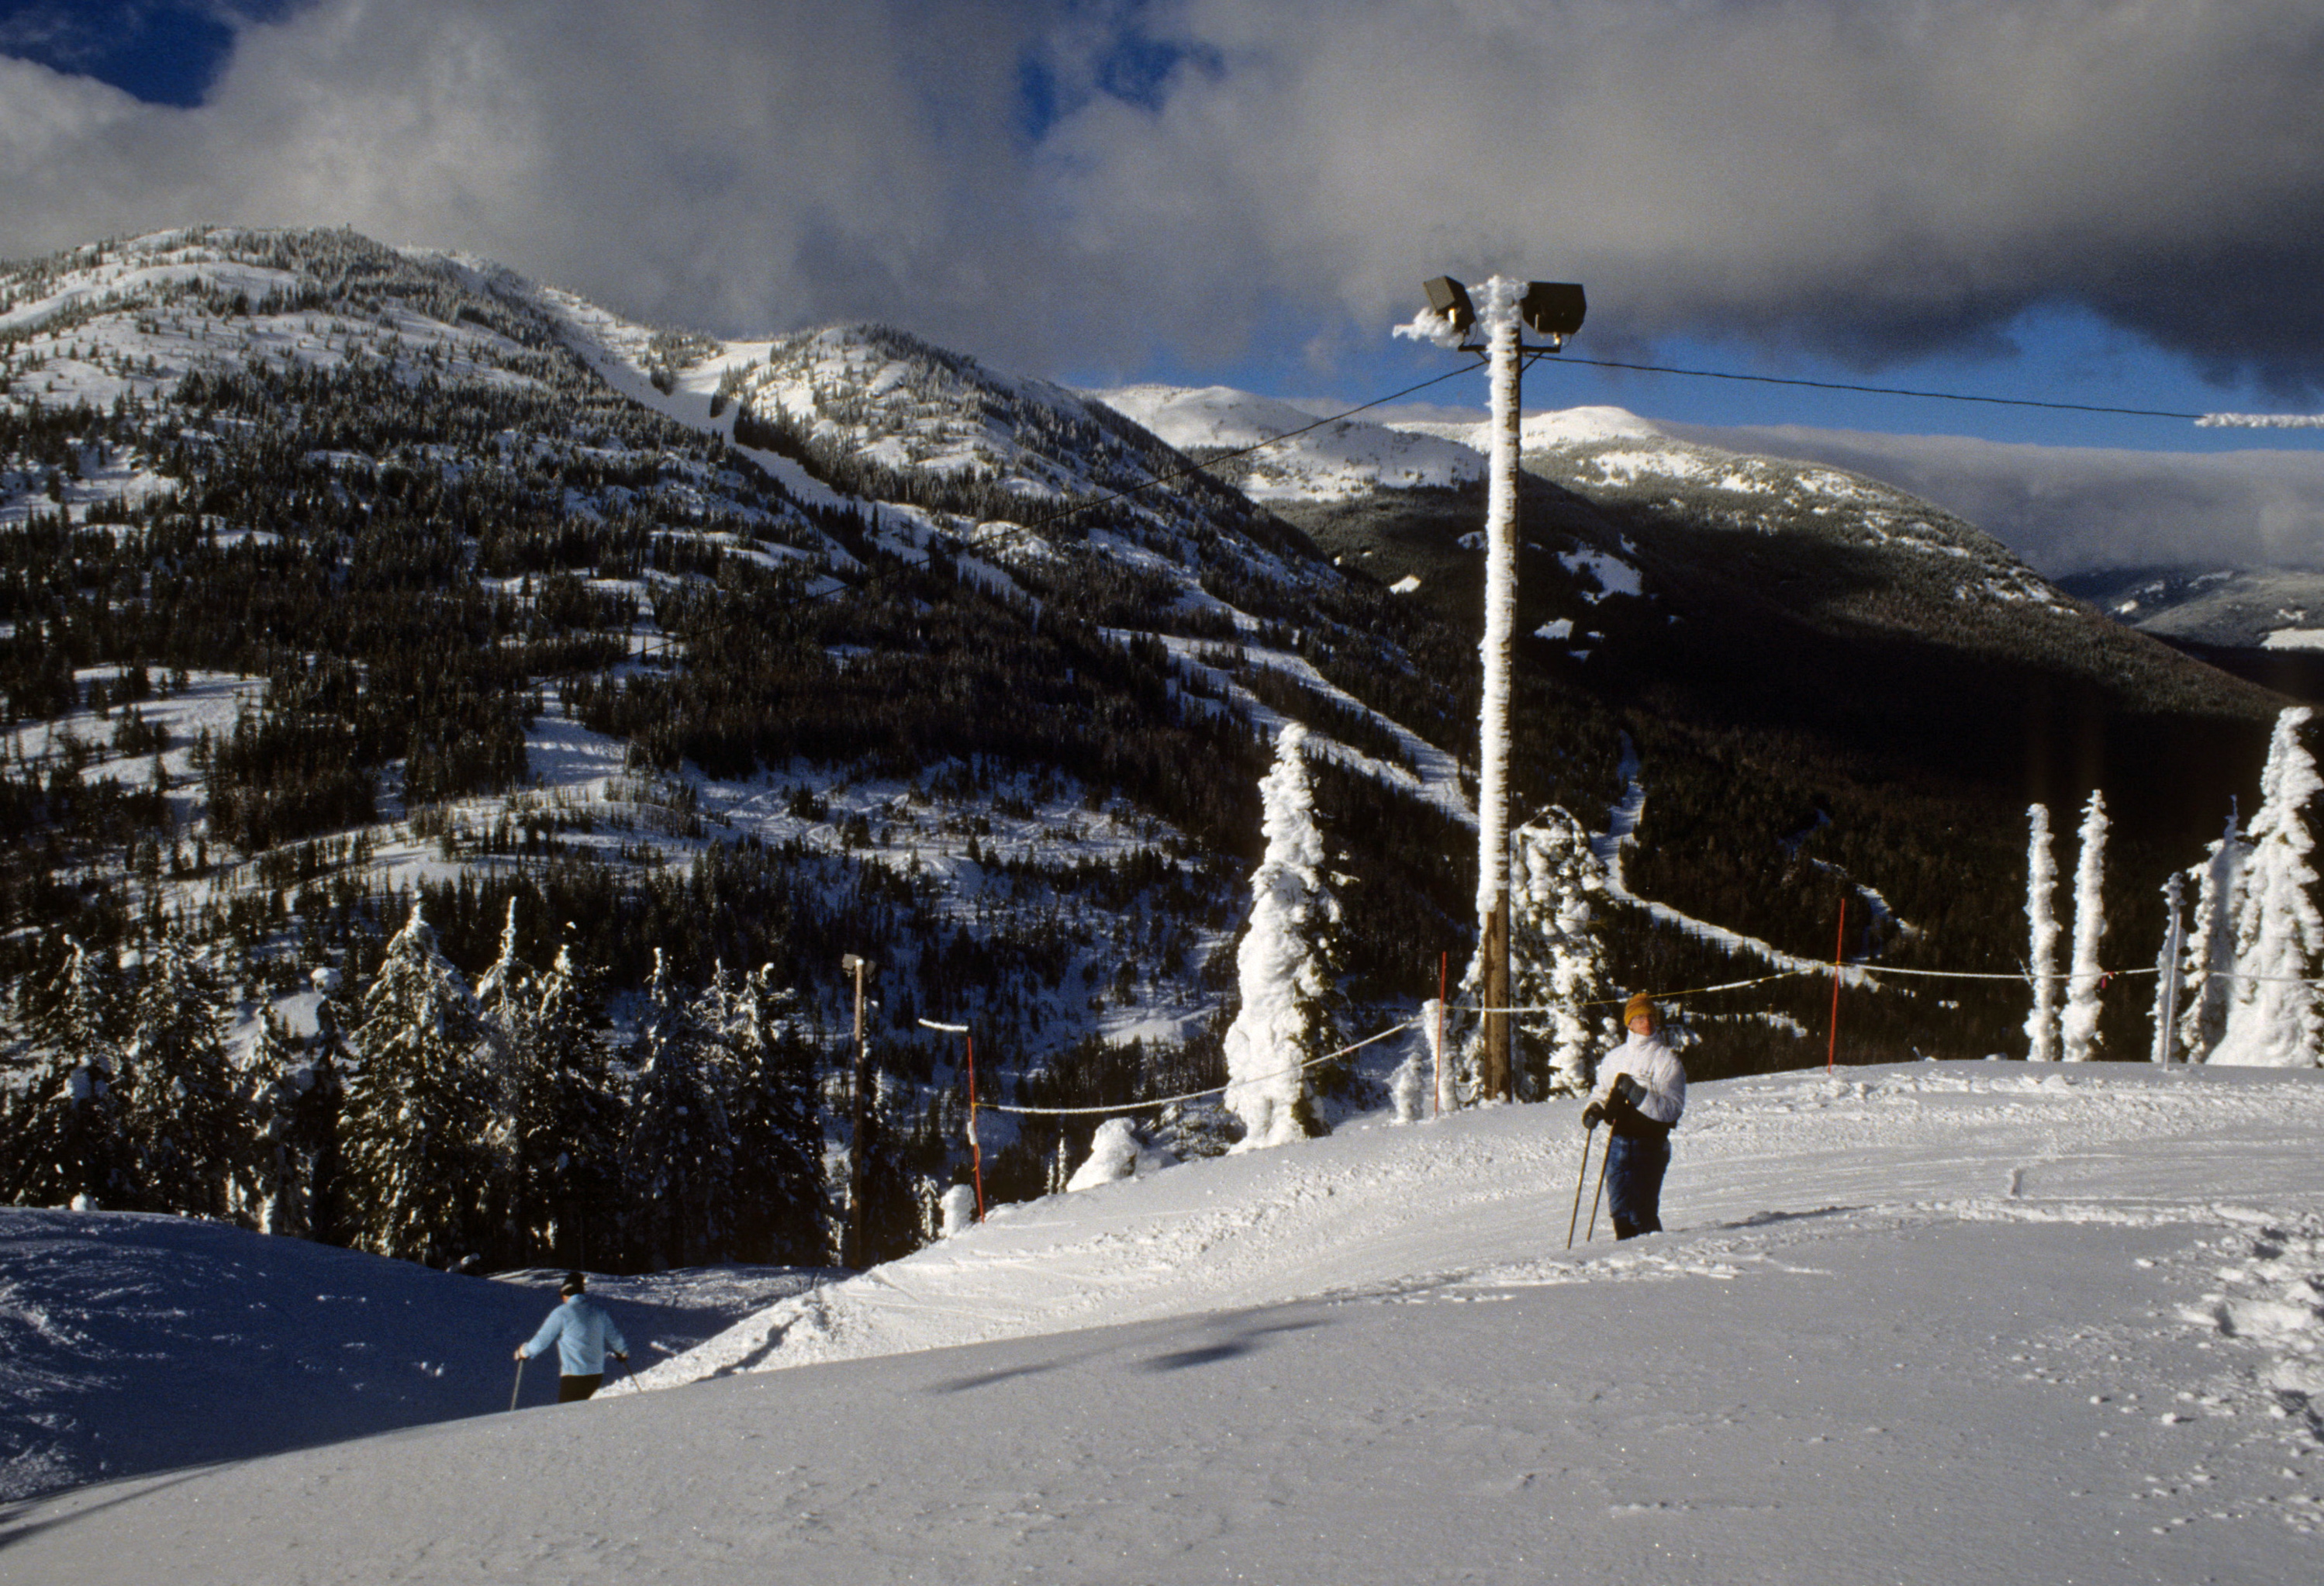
[1,1,2320,392]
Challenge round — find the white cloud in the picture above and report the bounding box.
[1658,420,2324,576]
[3,1,2322,394]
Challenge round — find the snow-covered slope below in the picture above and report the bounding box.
[0,1210,824,1501]
[12,1063,2318,1585]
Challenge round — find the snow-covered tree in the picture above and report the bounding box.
[118,932,243,1217]
[342,901,501,1263]
[1221,724,1343,1149]
[296,967,350,1244]
[622,949,737,1268]
[1,938,126,1208]
[2060,790,2109,1063]
[1509,805,1617,1097]
[2023,803,2061,1062]
[2178,807,2248,1062]
[2150,872,2185,1066]
[1065,1117,1176,1190]
[243,1008,314,1235]
[474,898,529,1094]
[706,962,825,1265]
[2211,707,2324,1067]
[509,938,620,1266]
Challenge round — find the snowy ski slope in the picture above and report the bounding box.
[6,1062,2322,1584]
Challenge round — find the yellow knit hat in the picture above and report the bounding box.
[1622,993,1659,1031]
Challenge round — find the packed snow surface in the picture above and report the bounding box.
[9,1063,2324,1584]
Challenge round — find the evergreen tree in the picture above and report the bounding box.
[710,962,827,1265]
[0,938,127,1207]
[243,1007,312,1235]
[1509,804,1616,1097]
[2060,790,2109,1063]
[511,937,620,1268]
[1221,724,1342,1149]
[622,949,736,1268]
[2212,708,2324,1067]
[2178,807,2248,1062]
[2150,872,2185,1066]
[342,901,500,1263]
[475,897,530,1063]
[296,967,350,1245]
[118,932,243,1217]
[2023,803,2061,1062]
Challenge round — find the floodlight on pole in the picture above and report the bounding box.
[1400,274,1585,1104]
[918,1017,984,1221]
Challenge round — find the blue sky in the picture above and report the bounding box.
[2,0,2319,454]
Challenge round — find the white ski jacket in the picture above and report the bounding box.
[1594,1032,1687,1128]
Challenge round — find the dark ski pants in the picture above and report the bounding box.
[1605,1132,1670,1239]
[558,1373,604,1403]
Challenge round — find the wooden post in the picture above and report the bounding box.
[1825,900,1847,1074]
[1476,288,1521,1103]
[842,953,872,1268]
[967,1030,985,1220]
[1435,951,1448,1117]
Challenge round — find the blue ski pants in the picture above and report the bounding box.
[1605,1132,1670,1239]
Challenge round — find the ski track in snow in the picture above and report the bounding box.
[1137,631,1473,824]
[1593,738,1887,989]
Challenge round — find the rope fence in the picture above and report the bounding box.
[966,952,2324,1120]
[986,1018,1419,1118]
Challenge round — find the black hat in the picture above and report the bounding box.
[559,1271,586,1296]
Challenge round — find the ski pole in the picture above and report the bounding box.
[1584,1139,1611,1243]
[1566,1125,1598,1249]
[509,1355,526,1413]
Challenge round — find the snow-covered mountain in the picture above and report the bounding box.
[7,1061,2323,1582]
[0,226,2304,1291]
[2061,566,2324,651]
[1090,382,1487,499]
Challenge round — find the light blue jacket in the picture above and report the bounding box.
[522,1294,628,1377]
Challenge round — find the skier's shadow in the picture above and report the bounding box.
[1139,1315,1327,1373]
[0,1467,211,1553]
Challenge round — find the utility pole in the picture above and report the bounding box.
[1404,275,1585,1104]
[841,952,873,1267]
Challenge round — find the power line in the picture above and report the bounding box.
[1004,361,1483,537]
[1535,354,2208,421]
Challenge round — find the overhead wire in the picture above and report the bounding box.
[1529,354,2212,420]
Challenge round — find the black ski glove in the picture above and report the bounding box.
[1581,1102,1604,1130]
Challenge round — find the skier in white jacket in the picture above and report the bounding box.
[1582,993,1687,1239]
